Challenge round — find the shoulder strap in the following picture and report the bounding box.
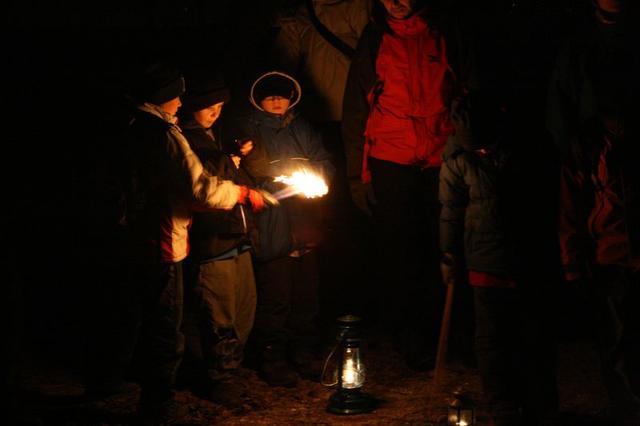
[305,0,355,59]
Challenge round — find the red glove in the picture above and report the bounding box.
[238,186,269,212]
[248,189,266,212]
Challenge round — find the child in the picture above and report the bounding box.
[120,61,270,424]
[439,93,558,426]
[238,71,334,387]
[178,67,266,406]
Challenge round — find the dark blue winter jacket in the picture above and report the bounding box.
[240,108,334,261]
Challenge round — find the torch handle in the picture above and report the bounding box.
[434,283,455,386]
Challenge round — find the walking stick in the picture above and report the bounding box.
[434,282,455,386]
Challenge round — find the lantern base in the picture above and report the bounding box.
[327,389,376,415]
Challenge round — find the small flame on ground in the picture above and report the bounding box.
[273,170,328,200]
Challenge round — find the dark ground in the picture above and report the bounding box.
[6,213,615,426]
[10,313,612,426]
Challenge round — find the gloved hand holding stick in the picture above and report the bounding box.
[434,252,457,386]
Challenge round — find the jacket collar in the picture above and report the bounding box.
[387,13,428,37]
[137,102,178,125]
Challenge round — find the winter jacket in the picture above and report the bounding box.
[238,73,334,261]
[439,137,521,276]
[546,18,638,161]
[557,142,638,279]
[272,0,371,122]
[181,121,256,261]
[342,10,472,183]
[547,19,640,278]
[124,103,240,264]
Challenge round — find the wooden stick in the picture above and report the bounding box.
[434,283,455,386]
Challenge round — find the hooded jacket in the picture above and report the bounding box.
[439,92,521,276]
[124,103,241,264]
[239,72,334,261]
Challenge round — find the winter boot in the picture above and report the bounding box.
[191,371,248,409]
[289,348,322,382]
[259,344,298,388]
[137,390,189,426]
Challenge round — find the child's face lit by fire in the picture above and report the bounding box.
[260,95,291,116]
[194,102,224,129]
[160,97,182,117]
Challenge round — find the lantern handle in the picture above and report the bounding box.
[320,329,348,387]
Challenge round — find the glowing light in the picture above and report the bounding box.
[273,169,328,200]
[343,359,355,385]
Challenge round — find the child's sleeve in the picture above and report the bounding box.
[439,157,468,258]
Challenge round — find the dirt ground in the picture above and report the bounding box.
[9,219,616,426]
[12,333,611,426]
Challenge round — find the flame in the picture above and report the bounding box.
[273,169,328,199]
[343,359,356,385]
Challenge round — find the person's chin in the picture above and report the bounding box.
[391,9,409,19]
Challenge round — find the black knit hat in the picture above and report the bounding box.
[131,62,185,105]
[181,68,231,112]
[253,73,295,103]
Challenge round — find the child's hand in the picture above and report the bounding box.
[239,140,254,156]
[237,186,279,212]
[440,253,457,286]
[230,155,241,169]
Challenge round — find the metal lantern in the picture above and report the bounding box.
[447,392,476,426]
[326,315,376,415]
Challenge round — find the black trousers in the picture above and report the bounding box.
[369,158,444,350]
[474,286,558,422]
[86,260,184,403]
[253,252,320,352]
[582,266,640,414]
[133,261,185,402]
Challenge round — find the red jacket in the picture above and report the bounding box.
[558,134,631,281]
[362,14,453,182]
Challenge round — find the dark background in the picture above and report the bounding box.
[3,0,595,375]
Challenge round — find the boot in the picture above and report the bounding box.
[289,348,322,382]
[137,389,189,426]
[259,344,298,388]
[191,371,247,409]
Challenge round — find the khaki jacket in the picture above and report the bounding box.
[273,0,371,122]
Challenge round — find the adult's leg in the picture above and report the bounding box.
[368,158,420,329]
[408,167,446,364]
[590,266,640,418]
[369,158,441,369]
[624,270,640,400]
